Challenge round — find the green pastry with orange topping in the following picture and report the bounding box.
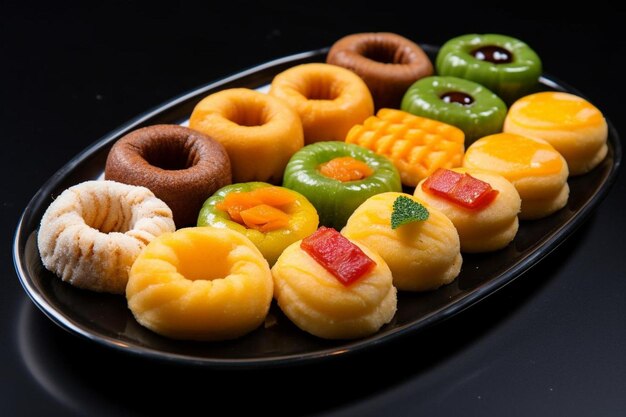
[282,142,402,230]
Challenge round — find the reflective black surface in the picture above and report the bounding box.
[3,3,626,416]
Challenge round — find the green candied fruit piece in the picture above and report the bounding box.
[436,33,542,103]
[282,141,401,230]
[401,75,507,144]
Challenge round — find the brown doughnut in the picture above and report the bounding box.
[327,32,434,109]
[105,124,231,227]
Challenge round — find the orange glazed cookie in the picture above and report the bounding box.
[126,227,273,341]
[503,91,608,175]
[269,63,374,144]
[346,108,465,187]
[463,133,569,220]
[189,88,303,183]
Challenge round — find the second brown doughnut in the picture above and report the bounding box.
[327,32,434,109]
[105,124,232,227]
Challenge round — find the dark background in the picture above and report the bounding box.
[3,2,626,416]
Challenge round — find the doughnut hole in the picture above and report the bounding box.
[139,136,200,171]
[77,188,133,234]
[220,94,270,127]
[300,72,342,101]
[172,238,232,281]
[358,37,413,65]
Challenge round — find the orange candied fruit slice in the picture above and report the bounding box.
[318,156,374,182]
[240,204,290,232]
[346,108,465,187]
[216,187,297,231]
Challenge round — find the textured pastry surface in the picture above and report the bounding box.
[126,227,273,341]
[272,238,396,339]
[414,168,520,252]
[342,192,462,291]
[37,180,175,294]
[504,91,608,175]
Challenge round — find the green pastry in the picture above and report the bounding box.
[436,33,542,103]
[401,76,507,144]
[283,142,401,230]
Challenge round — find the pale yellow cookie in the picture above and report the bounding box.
[414,168,521,253]
[504,91,608,175]
[271,238,396,339]
[342,192,462,291]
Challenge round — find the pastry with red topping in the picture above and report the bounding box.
[414,168,521,252]
[343,192,462,291]
[271,227,396,339]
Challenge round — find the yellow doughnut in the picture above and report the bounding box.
[37,180,175,294]
[504,92,608,175]
[269,63,374,144]
[463,133,569,220]
[271,237,396,339]
[342,192,462,291]
[189,88,304,183]
[414,168,521,253]
[126,227,273,341]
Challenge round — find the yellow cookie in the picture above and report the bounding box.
[342,192,461,291]
[414,168,521,253]
[463,133,569,220]
[504,91,608,175]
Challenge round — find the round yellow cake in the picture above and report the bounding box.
[271,238,396,339]
[342,192,462,291]
[463,133,569,220]
[504,91,608,175]
[414,168,521,253]
[126,227,273,341]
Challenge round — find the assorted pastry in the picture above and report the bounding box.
[35,31,610,341]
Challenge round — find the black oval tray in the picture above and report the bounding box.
[12,46,622,368]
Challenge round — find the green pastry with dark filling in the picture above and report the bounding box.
[436,33,542,103]
[401,75,507,144]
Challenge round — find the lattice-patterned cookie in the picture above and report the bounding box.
[346,109,465,187]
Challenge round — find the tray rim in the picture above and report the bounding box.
[12,46,623,368]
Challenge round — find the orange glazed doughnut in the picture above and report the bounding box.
[126,227,273,341]
[269,63,374,144]
[189,88,304,183]
[327,32,434,109]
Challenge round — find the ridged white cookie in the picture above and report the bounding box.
[37,180,175,294]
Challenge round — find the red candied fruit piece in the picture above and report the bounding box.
[449,174,499,209]
[422,168,499,210]
[300,227,376,286]
[422,168,463,198]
